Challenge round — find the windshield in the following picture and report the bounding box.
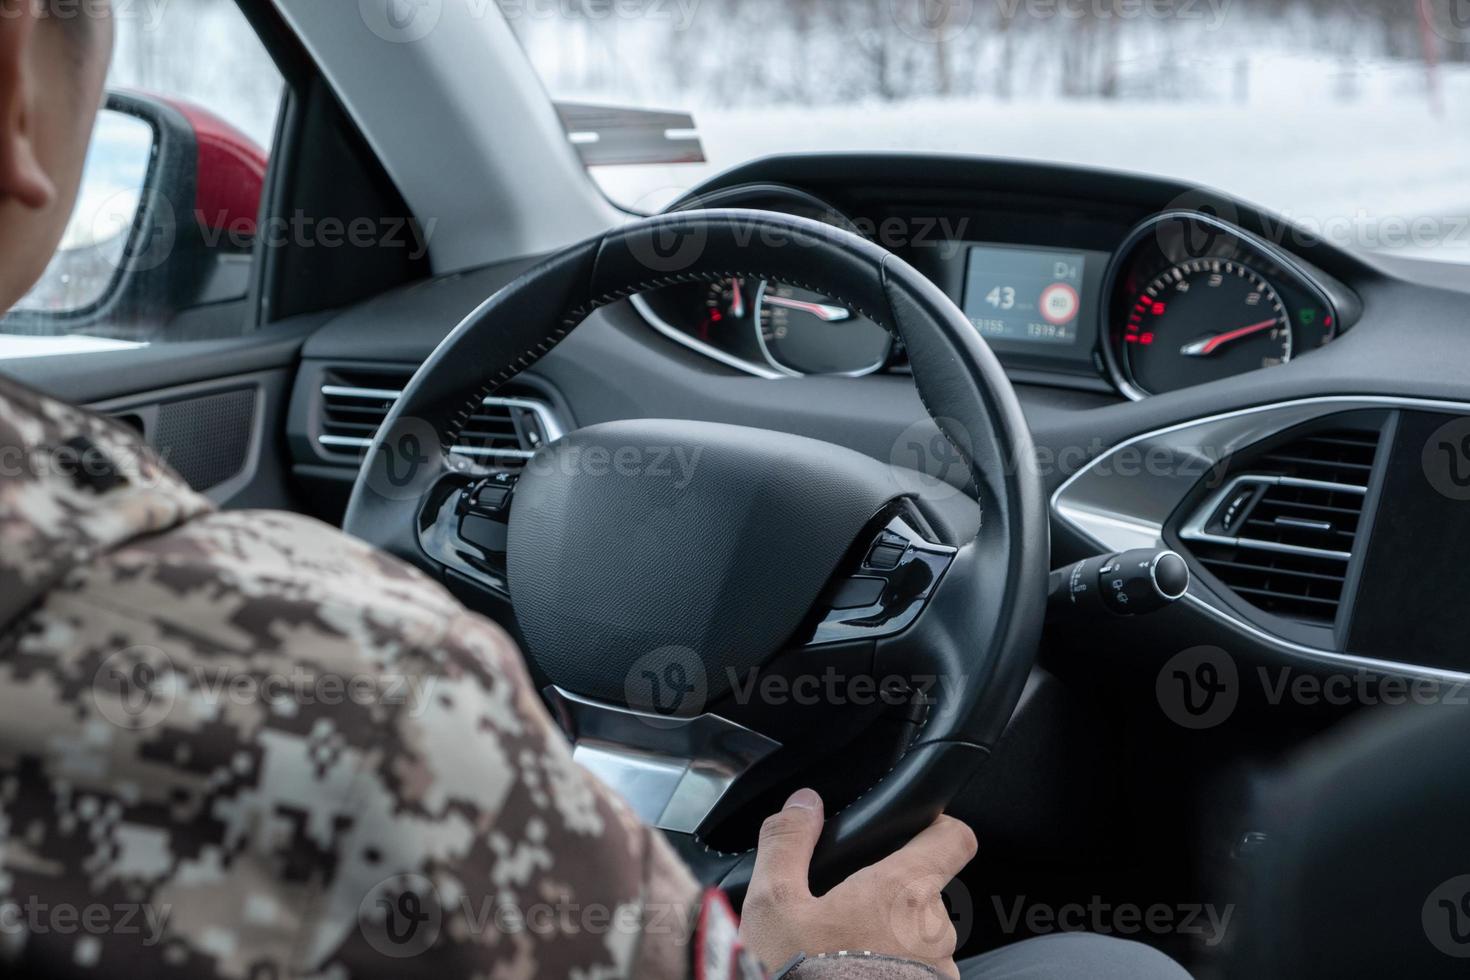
[504,0,1470,264]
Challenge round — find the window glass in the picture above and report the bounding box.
[3,0,286,358]
[505,0,1470,265]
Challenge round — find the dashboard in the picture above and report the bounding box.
[281,151,1470,690]
[631,176,1359,400]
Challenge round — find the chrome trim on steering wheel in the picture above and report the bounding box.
[546,686,781,835]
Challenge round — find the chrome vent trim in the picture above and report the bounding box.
[320,385,402,401]
[1180,474,1366,562]
[317,383,564,461]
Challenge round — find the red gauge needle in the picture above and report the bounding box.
[762,295,851,322]
[1179,318,1280,357]
[729,278,745,319]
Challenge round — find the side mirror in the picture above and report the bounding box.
[4,90,268,345]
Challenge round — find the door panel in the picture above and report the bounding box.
[2,326,314,511]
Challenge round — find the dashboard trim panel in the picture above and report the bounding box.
[1052,394,1470,683]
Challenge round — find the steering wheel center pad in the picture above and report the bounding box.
[509,418,911,704]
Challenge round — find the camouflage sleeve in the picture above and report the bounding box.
[0,506,705,977]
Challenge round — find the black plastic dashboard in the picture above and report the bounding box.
[286,152,1470,685]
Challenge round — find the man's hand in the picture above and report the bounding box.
[739,788,978,979]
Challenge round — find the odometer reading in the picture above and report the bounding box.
[963,245,1087,346]
[1123,259,1291,395]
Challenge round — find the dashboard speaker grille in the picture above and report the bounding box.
[1181,426,1381,626]
[152,387,255,493]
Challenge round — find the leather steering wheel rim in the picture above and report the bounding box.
[343,209,1050,892]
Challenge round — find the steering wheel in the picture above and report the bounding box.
[343,210,1048,894]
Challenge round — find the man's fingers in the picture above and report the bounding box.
[881,814,978,882]
[749,788,825,908]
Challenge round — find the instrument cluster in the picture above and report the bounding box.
[630,193,1347,397]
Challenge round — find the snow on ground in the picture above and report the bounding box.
[590,58,1470,264]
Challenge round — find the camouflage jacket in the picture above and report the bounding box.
[0,375,937,980]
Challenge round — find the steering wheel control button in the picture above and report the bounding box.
[830,576,886,610]
[418,471,525,593]
[809,514,958,646]
[865,542,906,570]
[459,514,508,555]
[463,471,518,515]
[1048,548,1191,619]
[472,485,511,512]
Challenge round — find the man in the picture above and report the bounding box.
[0,3,1191,978]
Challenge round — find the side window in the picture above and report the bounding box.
[2,0,285,357]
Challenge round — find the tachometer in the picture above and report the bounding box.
[1103,211,1341,398]
[1123,258,1291,395]
[700,277,753,339]
[632,186,903,378]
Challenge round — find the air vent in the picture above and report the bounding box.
[1180,427,1381,625]
[317,367,563,466]
[1253,429,1380,487]
[319,368,404,451]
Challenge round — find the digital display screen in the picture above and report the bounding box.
[962,245,1088,346]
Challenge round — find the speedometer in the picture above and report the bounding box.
[1123,259,1291,395]
[755,282,891,376]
